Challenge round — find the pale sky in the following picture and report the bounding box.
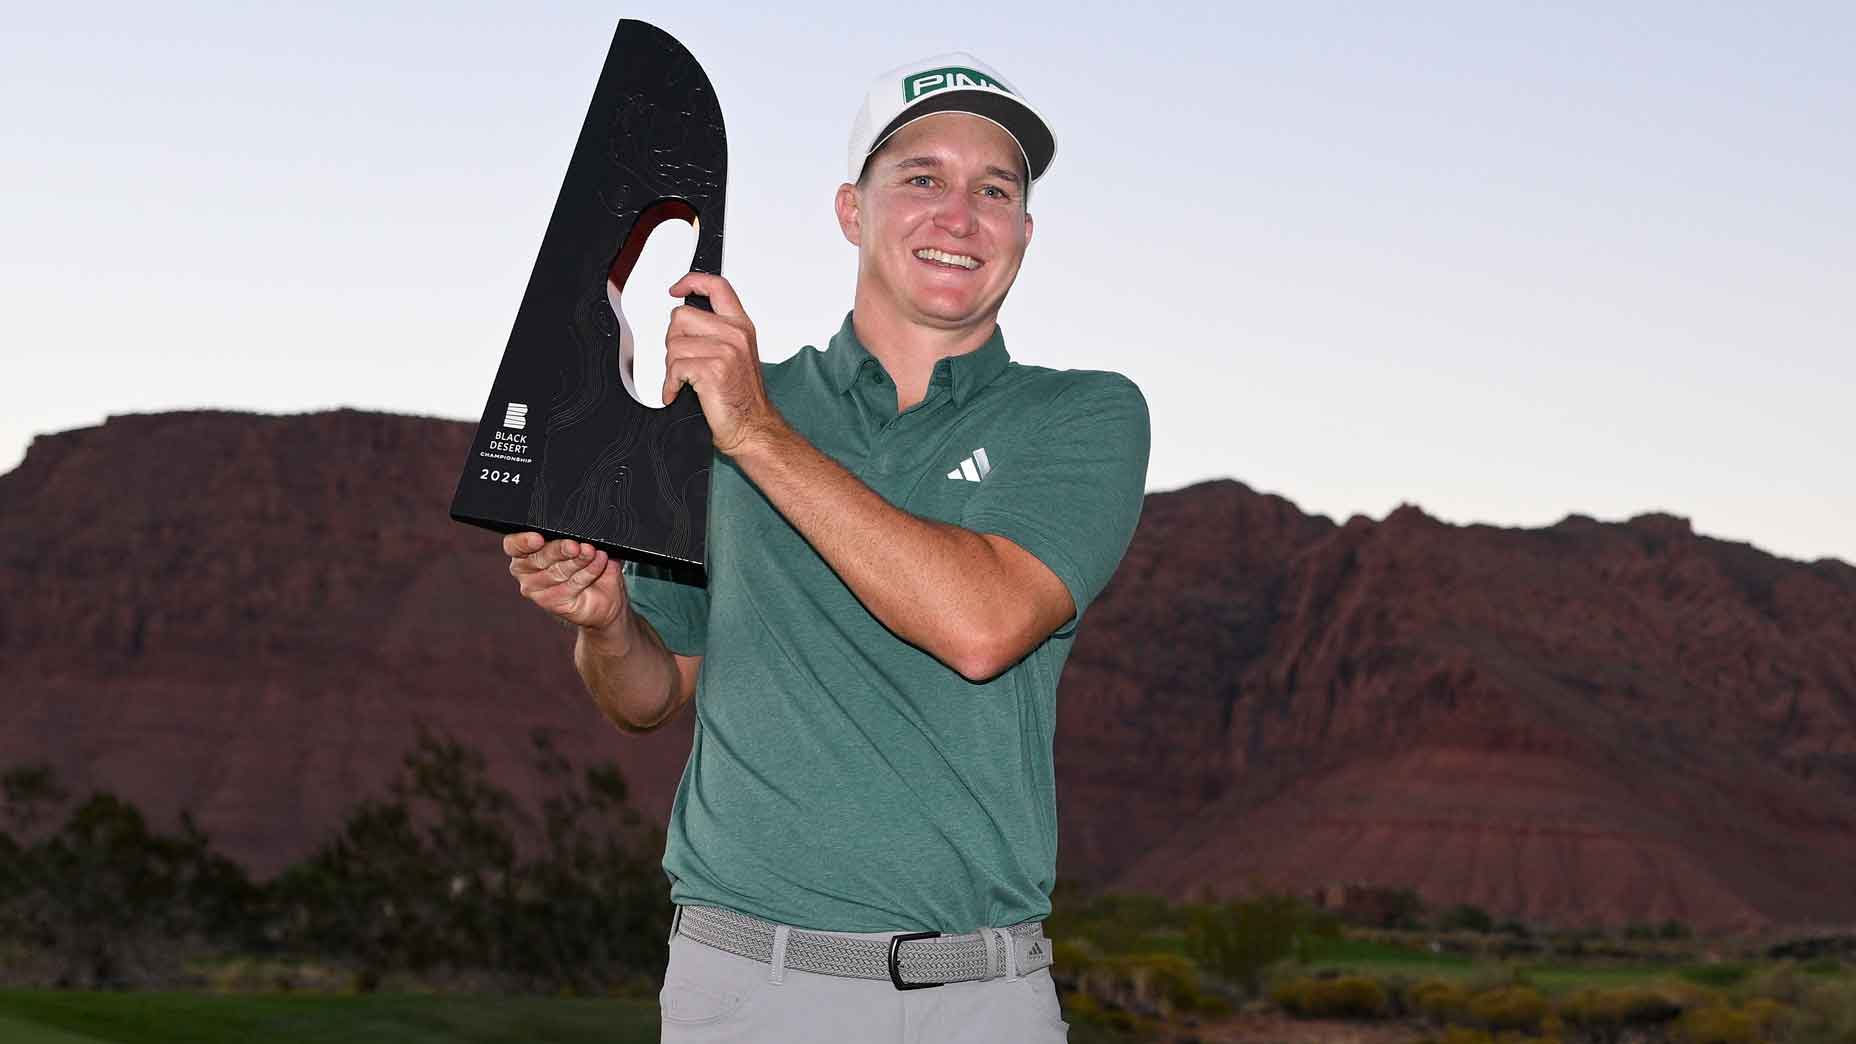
[4,2,1851,564]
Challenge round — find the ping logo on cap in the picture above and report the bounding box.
[904,67,1011,101]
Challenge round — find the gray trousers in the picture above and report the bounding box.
[659,910,1070,1043]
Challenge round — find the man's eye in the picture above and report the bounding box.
[908,175,935,187]
[981,185,1010,200]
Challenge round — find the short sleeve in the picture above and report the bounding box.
[622,561,710,656]
[961,372,1150,629]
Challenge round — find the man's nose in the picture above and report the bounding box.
[932,192,978,236]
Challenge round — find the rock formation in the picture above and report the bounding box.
[3,409,1852,931]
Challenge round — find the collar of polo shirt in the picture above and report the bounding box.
[823,314,1013,407]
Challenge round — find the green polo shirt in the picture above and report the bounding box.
[623,313,1149,933]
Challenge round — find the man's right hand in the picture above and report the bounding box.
[503,532,626,631]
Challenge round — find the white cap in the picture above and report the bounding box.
[847,52,1057,184]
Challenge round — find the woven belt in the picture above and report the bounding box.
[673,904,1054,990]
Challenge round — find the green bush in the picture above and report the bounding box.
[1469,985,1549,1032]
[1045,890,1183,955]
[1273,974,1389,1019]
[1050,938,1096,977]
[1116,952,1227,1016]
[1060,990,1137,1033]
[1439,905,1496,934]
[1676,1004,1759,1044]
[1066,950,1230,1021]
[1184,894,1336,995]
[1558,986,1685,1038]
[1745,963,1807,1006]
[1411,979,1473,1024]
[1795,979,1856,1044]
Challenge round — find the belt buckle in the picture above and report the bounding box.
[887,931,944,990]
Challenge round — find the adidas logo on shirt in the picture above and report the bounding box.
[946,448,992,482]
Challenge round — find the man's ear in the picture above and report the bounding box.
[1022,209,1034,248]
[834,183,862,246]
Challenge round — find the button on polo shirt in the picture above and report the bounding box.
[624,313,1149,934]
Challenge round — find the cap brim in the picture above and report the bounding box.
[871,89,1055,183]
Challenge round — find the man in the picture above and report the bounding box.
[503,52,1148,1042]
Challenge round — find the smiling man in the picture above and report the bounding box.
[503,52,1149,1042]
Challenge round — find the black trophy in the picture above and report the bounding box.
[450,19,725,585]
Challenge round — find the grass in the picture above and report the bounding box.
[0,990,1137,1044]
[0,992,660,1044]
[1295,936,1794,997]
[0,1012,115,1043]
[1300,933,1477,980]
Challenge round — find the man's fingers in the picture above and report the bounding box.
[590,556,622,600]
[510,536,589,575]
[560,548,608,592]
[502,531,544,558]
[666,301,744,344]
[518,545,602,596]
[662,353,722,406]
[669,272,746,319]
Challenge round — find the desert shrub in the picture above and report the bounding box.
[1312,976,1389,1019]
[1559,986,1686,1042]
[202,956,349,993]
[1060,990,1137,1034]
[1068,951,1229,1021]
[1272,975,1316,1013]
[1185,893,1336,995]
[1747,963,1809,1006]
[1661,919,1694,940]
[1118,953,1226,1016]
[1050,938,1096,978]
[1440,905,1497,934]
[1470,985,1549,1032]
[1046,889,1183,954]
[1274,974,1389,1019]
[1802,958,1845,977]
[1411,979,1473,1024]
[1741,998,1787,1036]
[1676,1004,1760,1044]
[1793,979,1856,1044]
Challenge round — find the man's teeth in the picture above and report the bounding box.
[915,248,979,270]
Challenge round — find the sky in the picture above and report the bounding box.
[3,2,1851,564]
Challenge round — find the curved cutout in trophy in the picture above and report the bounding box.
[450,20,725,586]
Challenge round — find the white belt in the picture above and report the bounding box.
[672,904,1054,990]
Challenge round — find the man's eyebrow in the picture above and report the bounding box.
[889,156,1019,184]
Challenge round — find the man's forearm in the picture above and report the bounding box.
[573,607,685,733]
[731,421,1063,680]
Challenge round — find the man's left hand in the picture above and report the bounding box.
[664,272,783,457]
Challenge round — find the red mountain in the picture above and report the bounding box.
[3,410,1852,932]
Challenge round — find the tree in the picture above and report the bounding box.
[1438,903,1495,934]
[273,729,669,992]
[1186,895,1337,996]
